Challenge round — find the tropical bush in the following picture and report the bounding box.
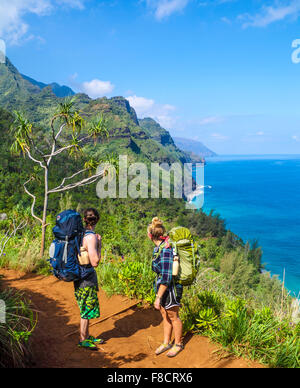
[178,265,299,368]
[0,278,36,368]
[0,207,53,274]
[97,256,156,304]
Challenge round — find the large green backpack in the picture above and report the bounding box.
[155,226,199,286]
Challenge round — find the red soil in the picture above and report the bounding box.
[0,268,264,368]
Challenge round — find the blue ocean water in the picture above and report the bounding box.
[196,155,300,297]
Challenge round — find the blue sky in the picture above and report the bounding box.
[1,0,300,154]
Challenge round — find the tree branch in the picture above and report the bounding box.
[0,219,27,257]
[47,123,66,167]
[23,178,43,224]
[26,149,46,170]
[51,114,67,143]
[48,168,106,194]
[44,134,90,159]
[55,168,88,189]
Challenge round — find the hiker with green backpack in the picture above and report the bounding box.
[148,217,199,358]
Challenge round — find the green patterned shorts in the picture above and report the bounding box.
[75,286,100,320]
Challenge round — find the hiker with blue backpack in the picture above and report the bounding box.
[74,208,104,349]
[148,217,199,358]
[49,208,104,350]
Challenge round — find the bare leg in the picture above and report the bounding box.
[160,306,173,344]
[166,307,183,345]
[80,318,89,342]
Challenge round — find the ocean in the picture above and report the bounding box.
[195,155,300,297]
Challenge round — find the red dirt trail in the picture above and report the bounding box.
[0,269,264,369]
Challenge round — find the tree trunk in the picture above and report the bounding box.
[40,221,47,258]
[40,169,49,258]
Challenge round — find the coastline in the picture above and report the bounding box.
[193,155,300,296]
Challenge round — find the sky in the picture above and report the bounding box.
[1,0,300,155]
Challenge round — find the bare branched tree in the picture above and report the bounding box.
[0,218,27,258]
[10,99,110,257]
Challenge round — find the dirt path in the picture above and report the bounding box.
[0,268,263,368]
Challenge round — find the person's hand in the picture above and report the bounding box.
[154,296,161,310]
[96,234,102,241]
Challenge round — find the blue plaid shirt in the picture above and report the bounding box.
[152,243,173,287]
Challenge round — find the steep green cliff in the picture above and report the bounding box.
[0,58,194,166]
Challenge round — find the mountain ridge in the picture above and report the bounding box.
[21,74,75,98]
[0,57,191,165]
[174,136,217,159]
[0,57,215,165]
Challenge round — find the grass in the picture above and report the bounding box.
[0,211,53,275]
[0,281,37,368]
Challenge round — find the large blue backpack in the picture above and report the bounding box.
[49,209,85,282]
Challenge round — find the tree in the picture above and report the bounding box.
[0,218,27,258]
[10,99,110,257]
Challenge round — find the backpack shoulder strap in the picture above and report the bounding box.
[84,230,96,237]
[153,242,166,260]
[79,230,96,251]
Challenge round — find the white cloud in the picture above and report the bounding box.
[126,94,177,129]
[126,95,155,115]
[240,1,300,28]
[57,0,85,9]
[198,116,224,126]
[211,132,228,141]
[80,79,115,98]
[146,0,190,20]
[221,16,232,25]
[0,0,85,45]
[292,135,299,142]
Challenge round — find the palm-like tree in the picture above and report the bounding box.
[10,99,110,257]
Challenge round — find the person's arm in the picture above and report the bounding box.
[96,234,102,257]
[154,284,168,310]
[85,234,101,267]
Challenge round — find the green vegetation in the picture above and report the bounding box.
[0,58,299,368]
[1,121,298,367]
[21,73,75,98]
[95,231,299,368]
[181,286,299,368]
[1,181,299,368]
[10,99,110,256]
[0,276,36,368]
[0,58,191,166]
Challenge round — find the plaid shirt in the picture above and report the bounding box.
[152,243,173,287]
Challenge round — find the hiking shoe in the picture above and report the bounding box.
[78,340,98,350]
[87,335,105,345]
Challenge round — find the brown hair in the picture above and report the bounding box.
[83,208,100,228]
[147,217,166,240]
